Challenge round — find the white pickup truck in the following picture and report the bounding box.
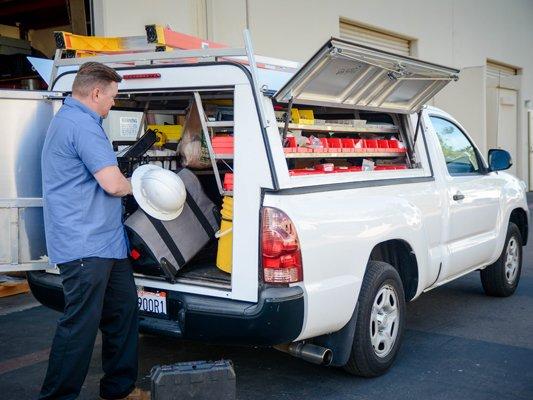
[2,35,528,377]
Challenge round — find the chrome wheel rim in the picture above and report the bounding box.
[370,284,399,358]
[504,236,519,284]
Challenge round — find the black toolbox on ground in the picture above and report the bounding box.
[150,360,236,400]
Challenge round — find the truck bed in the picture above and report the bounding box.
[177,240,231,286]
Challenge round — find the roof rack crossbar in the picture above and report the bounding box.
[50,47,248,83]
[53,47,247,67]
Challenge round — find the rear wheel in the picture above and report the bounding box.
[480,222,522,297]
[343,261,406,377]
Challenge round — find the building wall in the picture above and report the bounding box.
[93,0,204,38]
[94,0,533,183]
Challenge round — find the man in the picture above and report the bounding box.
[40,62,139,400]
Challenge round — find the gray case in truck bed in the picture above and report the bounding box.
[125,168,219,277]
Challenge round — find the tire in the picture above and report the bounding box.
[343,261,406,377]
[480,222,523,297]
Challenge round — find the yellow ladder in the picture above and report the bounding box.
[54,25,226,58]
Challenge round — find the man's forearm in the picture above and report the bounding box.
[108,180,132,197]
[94,166,133,197]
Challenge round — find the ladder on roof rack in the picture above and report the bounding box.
[49,27,270,128]
[54,25,228,58]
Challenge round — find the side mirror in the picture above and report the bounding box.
[488,149,512,171]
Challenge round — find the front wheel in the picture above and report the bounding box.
[480,222,523,297]
[343,261,406,377]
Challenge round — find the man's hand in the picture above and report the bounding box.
[94,166,132,197]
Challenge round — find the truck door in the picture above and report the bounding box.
[0,90,63,273]
[428,113,502,280]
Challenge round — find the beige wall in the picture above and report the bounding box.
[432,67,487,154]
[93,0,202,38]
[0,24,20,39]
[95,0,533,183]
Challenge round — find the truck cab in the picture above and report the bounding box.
[1,33,528,376]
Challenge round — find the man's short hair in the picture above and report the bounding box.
[72,62,122,97]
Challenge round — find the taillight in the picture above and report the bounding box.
[261,207,303,284]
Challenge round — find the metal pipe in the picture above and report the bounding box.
[274,342,333,366]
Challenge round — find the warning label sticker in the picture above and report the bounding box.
[119,116,141,138]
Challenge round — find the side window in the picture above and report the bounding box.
[430,116,480,175]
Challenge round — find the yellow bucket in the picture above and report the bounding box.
[216,196,233,273]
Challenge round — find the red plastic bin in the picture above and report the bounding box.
[212,136,234,155]
[365,139,378,151]
[223,173,234,191]
[377,139,389,149]
[341,138,355,152]
[285,136,297,148]
[327,138,343,152]
[212,136,233,145]
[387,140,403,153]
[388,140,399,148]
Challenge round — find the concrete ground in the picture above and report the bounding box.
[2,207,533,399]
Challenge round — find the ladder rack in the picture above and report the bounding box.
[49,46,248,87]
[48,28,276,129]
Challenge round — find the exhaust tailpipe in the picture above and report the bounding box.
[274,342,333,366]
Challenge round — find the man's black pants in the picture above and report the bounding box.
[39,257,139,400]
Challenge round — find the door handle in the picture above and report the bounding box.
[453,192,465,201]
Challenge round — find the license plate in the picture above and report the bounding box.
[137,289,167,316]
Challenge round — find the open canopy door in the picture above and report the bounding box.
[274,38,460,114]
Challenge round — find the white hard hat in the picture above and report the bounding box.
[131,165,186,221]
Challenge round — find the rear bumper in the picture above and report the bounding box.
[27,271,304,346]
